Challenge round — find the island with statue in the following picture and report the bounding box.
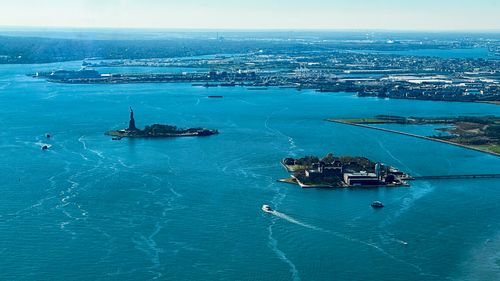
[106,107,219,138]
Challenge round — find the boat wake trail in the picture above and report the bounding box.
[270,209,423,272]
[268,222,301,281]
[377,140,415,175]
[264,108,299,157]
[35,141,52,149]
[78,135,104,159]
[271,211,324,232]
[382,181,435,228]
[458,231,500,281]
[134,222,164,268]
[132,222,164,280]
[267,187,301,281]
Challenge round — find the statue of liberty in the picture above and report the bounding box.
[128,107,138,131]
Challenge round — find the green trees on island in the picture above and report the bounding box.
[143,124,179,135]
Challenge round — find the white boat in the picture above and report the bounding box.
[371,201,384,208]
[262,204,273,213]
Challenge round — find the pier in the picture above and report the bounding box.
[413,174,500,180]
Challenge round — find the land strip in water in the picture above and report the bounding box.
[327,115,500,156]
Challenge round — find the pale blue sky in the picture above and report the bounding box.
[0,0,499,30]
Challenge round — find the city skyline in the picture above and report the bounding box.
[0,0,499,31]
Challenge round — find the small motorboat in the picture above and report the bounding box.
[112,136,123,141]
[45,133,51,138]
[371,201,384,208]
[41,145,49,150]
[262,204,273,213]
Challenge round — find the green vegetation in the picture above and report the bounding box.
[485,124,500,138]
[470,144,500,154]
[0,35,311,64]
[437,119,499,153]
[294,173,344,187]
[337,156,377,171]
[144,124,182,135]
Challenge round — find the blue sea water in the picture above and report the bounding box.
[0,62,500,281]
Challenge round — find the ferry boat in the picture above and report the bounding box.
[261,204,273,213]
[371,201,384,208]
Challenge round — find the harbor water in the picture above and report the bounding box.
[0,61,499,280]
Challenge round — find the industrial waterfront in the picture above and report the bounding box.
[33,48,500,104]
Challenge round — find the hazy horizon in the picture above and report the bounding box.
[1,26,500,33]
[1,0,499,31]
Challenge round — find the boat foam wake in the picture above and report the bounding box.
[267,188,301,281]
[271,211,324,232]
[269,209,423,272]
[268,222,301,281]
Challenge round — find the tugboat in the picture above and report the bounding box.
[371,201,384,208]
[261,204,273,213]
